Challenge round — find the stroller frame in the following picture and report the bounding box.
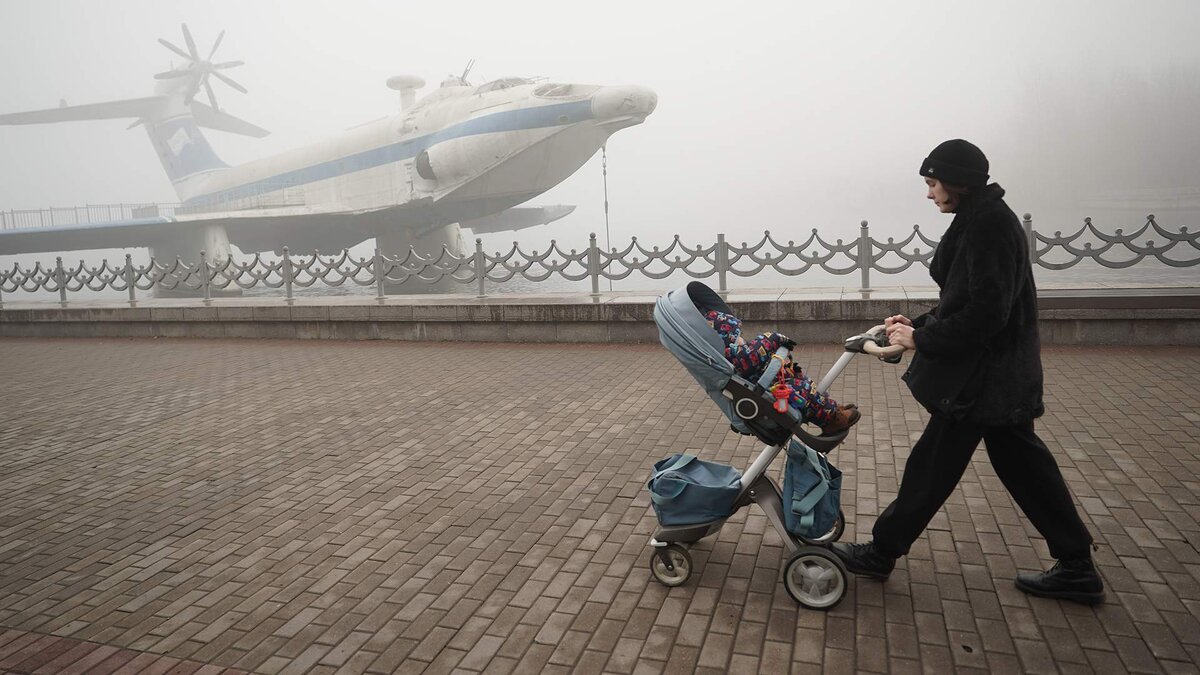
[647,282,902,609]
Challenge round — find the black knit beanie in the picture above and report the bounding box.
[919,139,989,188]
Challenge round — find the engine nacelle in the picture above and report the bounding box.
[414,133,516,185]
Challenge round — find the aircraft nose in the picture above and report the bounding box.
[591,85,658,122]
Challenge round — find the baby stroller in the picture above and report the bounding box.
[647,281,903,609]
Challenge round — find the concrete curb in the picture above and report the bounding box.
[3,294,1199,345]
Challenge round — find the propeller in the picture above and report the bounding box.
[154,24,247,111]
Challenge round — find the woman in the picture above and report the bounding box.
[831,139,1104,605]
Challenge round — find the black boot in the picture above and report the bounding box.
[830,541,896,580]
[1014,558,1105,605]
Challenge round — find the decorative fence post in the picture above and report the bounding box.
[475,238,487,299]
[1023,213,1035,262]
[282,247,295,305]
[125,254,137,307]
[374,247,386,304]
[858,220,871,291]
[55,256,68,308]
[199,250,212,306]
[588,233,601,298]
[716,233,729,296]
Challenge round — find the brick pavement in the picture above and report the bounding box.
[0,337,1197,674]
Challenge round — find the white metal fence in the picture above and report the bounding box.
[1,214,1196,308]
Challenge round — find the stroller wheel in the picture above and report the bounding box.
[784,546,848,610]
[807,509,846,544]
[649,544,692,587]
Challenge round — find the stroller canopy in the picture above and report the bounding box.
[654,281,746,430]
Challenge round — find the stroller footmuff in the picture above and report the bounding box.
[646,281,903,609]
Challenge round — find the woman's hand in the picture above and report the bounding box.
[884,314,912,329]
[886,323,916,350]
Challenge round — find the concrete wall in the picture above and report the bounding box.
[3,298,1199,345]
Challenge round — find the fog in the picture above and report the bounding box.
[2,0,1199,294]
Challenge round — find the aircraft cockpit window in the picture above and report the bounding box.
[533,83,577,98]
[477,77,534,94]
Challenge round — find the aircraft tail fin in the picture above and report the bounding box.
[144,113,230,184]
[142,103,269,186]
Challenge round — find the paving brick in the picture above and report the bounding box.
[0,339,1196,674]
[513,642,554,673]
[856,634,889,672]
[918,643,955,674]
[757,640,792,673]
[694,631,733,670]
[1,635,60,669]
[1014,637,1060,675]
[1113,634,1173,674]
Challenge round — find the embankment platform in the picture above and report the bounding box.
[2,283,1199,345]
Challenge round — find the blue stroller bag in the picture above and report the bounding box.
[647,453,742,526]
[783,440,843,540]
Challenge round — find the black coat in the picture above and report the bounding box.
[902,184,1045,426]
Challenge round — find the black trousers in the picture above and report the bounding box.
[873,413,1093,561]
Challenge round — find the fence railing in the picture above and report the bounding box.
[1,214,1196,308]
[0,203,180,230]
[0,188,312,229]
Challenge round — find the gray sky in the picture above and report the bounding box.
[2,0,1199,255]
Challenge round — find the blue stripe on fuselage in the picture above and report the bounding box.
[183,99,595,209]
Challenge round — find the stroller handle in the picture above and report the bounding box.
[846,325,906,363]
[814,325,902,394]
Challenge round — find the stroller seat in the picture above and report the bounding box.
[722,370,848,454]
[655,280,847,454]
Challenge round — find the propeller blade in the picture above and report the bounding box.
[211,60,244,70]
[208,29,225,60]
[181,23,200,61]
[158,38,193,61]
[154,69,191,80]
[212,70,248,94]
[204,79,220,112]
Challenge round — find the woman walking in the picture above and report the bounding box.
[832,139,1104,605]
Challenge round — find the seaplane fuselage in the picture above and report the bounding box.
[171,77,657,227]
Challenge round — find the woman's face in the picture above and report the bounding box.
[925,178,957,213]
